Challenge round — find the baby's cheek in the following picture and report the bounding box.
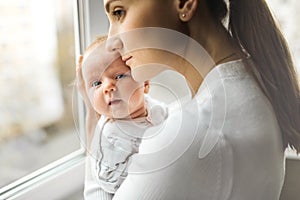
[93,90,104,109]
[119,81,137,96]
[129,87,145,104]
[86,90,94,106]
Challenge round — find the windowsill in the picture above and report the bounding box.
[0,149,86,200]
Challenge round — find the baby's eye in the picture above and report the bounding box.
[115,74,126,80]
[92,81,102,87]
[112,9,125,20]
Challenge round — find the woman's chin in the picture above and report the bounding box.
[131,63,171,82]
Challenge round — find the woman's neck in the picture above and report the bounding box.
[189,11,243,66]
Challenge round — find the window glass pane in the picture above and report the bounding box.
[267,0,300,75]
[0,0,80,188]
[267,0,300,156]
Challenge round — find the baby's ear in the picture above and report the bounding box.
[144,81,150,94]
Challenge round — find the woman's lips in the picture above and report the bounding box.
[122,56,132,66]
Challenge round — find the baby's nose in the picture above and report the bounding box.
[103,81,116,94]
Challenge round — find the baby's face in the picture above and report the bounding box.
[82,45,146,119]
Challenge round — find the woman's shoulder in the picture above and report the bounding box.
[199,58,265,103]
[201,59,250,86]
[196,57,282,148]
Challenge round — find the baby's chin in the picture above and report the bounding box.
[109,112,131,120]
[131,63,171,82]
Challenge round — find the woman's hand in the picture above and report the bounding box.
[76,55,100,151]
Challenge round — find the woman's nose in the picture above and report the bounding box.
[106,36,123,53]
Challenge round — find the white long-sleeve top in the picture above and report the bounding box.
[112,59,285,200]
[84,97,168,200]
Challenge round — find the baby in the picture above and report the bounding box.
[80,36,168,199]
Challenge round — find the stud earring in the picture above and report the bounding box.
[182,13,186,18]
[144,84,150,94]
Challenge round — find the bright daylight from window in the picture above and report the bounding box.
[0,0,80,188]
[267,0,300,75]
[0,0,299,196]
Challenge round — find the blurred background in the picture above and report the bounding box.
[0,0,80,188]
[0,0,299,197]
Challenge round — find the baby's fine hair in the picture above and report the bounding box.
[84,35,108,55]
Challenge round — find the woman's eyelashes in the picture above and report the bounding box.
[111,8,125,20]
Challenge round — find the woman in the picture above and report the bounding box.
[78,0,300,199]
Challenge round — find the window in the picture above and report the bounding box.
[267,0,300,158]
[267,0,300,75]
[0,0,107,199]
[0,0,79,189]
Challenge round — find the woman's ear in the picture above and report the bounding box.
[176,0,198,22]
[144,81,150,94]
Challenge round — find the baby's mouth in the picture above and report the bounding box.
[108,99,122,106]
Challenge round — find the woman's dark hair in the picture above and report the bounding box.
[206,0,300,153]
